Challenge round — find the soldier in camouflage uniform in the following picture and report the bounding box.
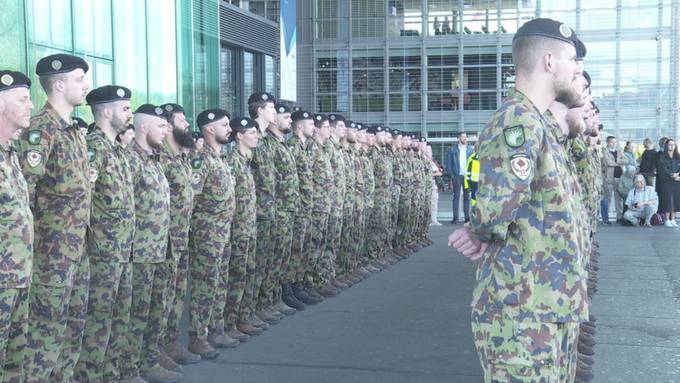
[223,116,259,340]
[17,54,92,383]
[247,92,284,328]
[366,125,394,270]
[307,114,337,297]
[73,86,135,383]
[287,111,323,305]
[386,129,402,261]
[357,125,378,274]
[158,103,202,369]
[269,105,306,311]
[0,70,33,383]
[334,118,358,285]
[189,109,235,356]
[449,19,588,382]
[119,104,177,383]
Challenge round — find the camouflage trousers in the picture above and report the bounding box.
[307,211,329,287]
[229,226,256,327]
[291,213,311,283]
[74,257,132,382]
[471,311,578,383]
[387,186,401,254]
[163,244,190,348]
[0,288,29,383]
[315,210,343,286]
[209,227,233,336]
[253,219,273,312]
[366,195,390,261]
[348,203,365,273]
[189,230,228,342]
[24,254,89,383]
[395,186,412,249]
[120,262,169,377]
[269,209,295,300]
[335,201,355,277]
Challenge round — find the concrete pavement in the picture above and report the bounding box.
[176,223,680,383]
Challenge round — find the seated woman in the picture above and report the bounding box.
[623,174,659,227]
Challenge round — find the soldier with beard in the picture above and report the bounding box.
[120,104,175,383]
[157,103,203,370]
[188,109,235,357]
[448,19,588,382]
[73,85,135,383]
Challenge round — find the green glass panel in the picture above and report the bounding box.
[29,0,72,51]
[113,0,148,107]
[74,0,113,58]
[0,0,27,71]
[147,0,178,104]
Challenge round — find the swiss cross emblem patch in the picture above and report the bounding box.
[510,153,531,180]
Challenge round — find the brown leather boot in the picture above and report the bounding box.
[159,349,182,373]
[249,313,270,329]
[165,340,201,365]
[238,322,263,336]
[257,310,280,325]
[141,364,182,383]
[317,285,339,298]
[330,278,348,290]
[273,300,296,315]
[208,332,240,348]
[188,336,219,359]
[227,327,250,342]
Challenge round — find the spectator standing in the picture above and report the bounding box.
[639,138,658,186]
[445,132,473,223]
[601,135,627,224]
[657,138,680,227]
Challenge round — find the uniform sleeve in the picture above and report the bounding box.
[16,122,54,206]
[86,139,104,188]
[470,113,541,243]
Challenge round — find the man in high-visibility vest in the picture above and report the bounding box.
[464,147,480,206]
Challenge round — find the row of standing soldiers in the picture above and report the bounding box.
[0,53,435,383]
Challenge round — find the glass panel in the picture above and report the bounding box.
[352,69,384,92]
[463,91,496,110]
[265,55,276,95]
[0,0,27,70]
[147,0,177,104]
[585,62,616,88]
[351,0,386,17]
[389,48,421,67]
[351,94,385,112]
[113,0,148,106]
[317,70,337,92]
[581,41,616,61]
[316,0,339,18]
[244,51,255,100]
[388,68,421,91]
[316,19,338,39]
[620,60,657,86]
[619,85,657,109]
[539,0,577,11]
[538,10,576,28]
[74,0,112,58]
[428,67,459,91]
[352,49,384,68]
[428,92,459,111]
[580,9,617,30]
[30,0,72,50]
[427,47,459,66]
[580,0,617,8]
[27,45,65,109]
[620,6,658,29]
[501,66,515,89]
[318,94,337,112]
[462,3,499,35]
[388,0,423,37]
[464,67,497,90]
[463,52,496,65]
[389,93,421,111]
[220,45,238,114]
[620,40,659,61]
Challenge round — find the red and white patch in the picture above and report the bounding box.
[26,151,42,167]
[89,168,98,183]
[510,154,531,180]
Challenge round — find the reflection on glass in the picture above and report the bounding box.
[31,0,72,50]
[244,51,254,99]
[74,0,112,58]
[219,45,237,113]
[113,0,148,106]
[580,9,617,30]
[0,0,27,70]
[147,0,177,104]
[388,0,422,37]
[265,55,276,95]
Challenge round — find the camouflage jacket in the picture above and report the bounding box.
[469,88,588,323]
[361,149,375,207]
[351,145,365,211]
[287,136,314,212]
[160,141,194,256]
[266,133,299,213]
[341,144,357,214]
[370,146,393,201]
[0,142,33,288]
[228,148,257,238]
[129,141,170,263]
[309,140,333,213]
[87,128,135,263]
[325,137,346,214]
[17,102,90,262]
[251,132,276,221]
[191,145,235,228]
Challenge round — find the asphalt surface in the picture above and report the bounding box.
[177,222,680,383]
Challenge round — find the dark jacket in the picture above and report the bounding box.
[657,154,680,181]
[639,149,658,174]
[445,144,474,177]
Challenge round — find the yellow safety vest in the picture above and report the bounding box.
[464,152,479,188]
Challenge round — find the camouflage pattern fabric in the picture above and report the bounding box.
[307,140,333,287]
[366,145,392,261]
[319,137,345,284]
[287,136,314,283]
[17,103,91,383]
[336,145,356,277]
[0,288,29,383]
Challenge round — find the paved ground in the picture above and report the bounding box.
[177,223,680,383]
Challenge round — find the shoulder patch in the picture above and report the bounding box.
[26,150,42,167]
[510,153,531,181]
[87,149,96,162]
[28,130,42,145]
[503,125,525,148]
[191,158,202,170]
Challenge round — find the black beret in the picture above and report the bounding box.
[160,103,185,118]
[513,18,576,47]
[191,130,203,140]
[575,38,587,60]
[36,53,89,76]
[86,85,131,105]
[367,125,386,134]
[328,114,346,124]
[72,117,88,130]
[419,137,427,143]
[196,108,231,128]
[135,104,165,118]
[275,103,291,114]
[247,92,276,105]
[356,123,366,131]
[391,129,401,137]
[583,70,592,88]
[313,113,328,127]
[291,110,313,122]
[0,70,31,92]
[230,116,259,132]
[347,121,357,130]
[384,127,392,134]
[292,106,303,112]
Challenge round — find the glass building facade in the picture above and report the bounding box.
[297,0,680,165]
[0,0,280,125]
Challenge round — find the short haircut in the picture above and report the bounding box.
[292,119,305,130]
[38,73,67,95]
[606,136,616,142]
[90,103,107,120]
[512,35,570,76]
